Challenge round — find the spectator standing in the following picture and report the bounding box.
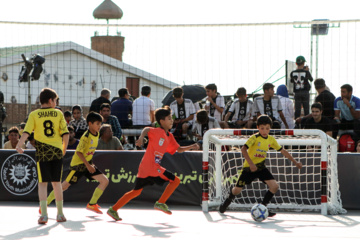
[97,124,123,150]
[90,88,111,113]
[296,78,336,127]
[4,126,26,149]
[111,88,133,129]
[303,102,332,137]
[290,56,313,119]
[221,87,254,129]
[99,103,122,141]
[314,78,336,119]
[204,83,225,122]
[132,86,155,127]
[252,83,288,129]
[67,126,79,150]
[276,84,294,129]
[69,105,88,139]
[169,87,196,140]
[334,84,360,136]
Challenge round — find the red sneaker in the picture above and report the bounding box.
[86,203,103,214]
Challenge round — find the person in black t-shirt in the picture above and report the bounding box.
[90,88,111,113]
[290,56,313,119]
[296,78,336,128]
[303,102,332,137]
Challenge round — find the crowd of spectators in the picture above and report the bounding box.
[3,56,360,152]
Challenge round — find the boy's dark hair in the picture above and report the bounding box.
[141,86,151,96]
[40,88,58,105]
[101,88,111,96]
[67,125,74,132]
[86,111,103,124]
[311,102,323,111]
[172,87,183,98]
[341,84,353,93]
[196,109,209,125]
[256,114,273,127]
[263,83,275,92]
[314,78,326,90]
[64,110,72,118]
[71,104,82,113]
[118,88,129,98]
[205,83,217,92]
[8,126,20,134]
[236,87,247,96]
[155,108,171,124]
[100,103,111,111]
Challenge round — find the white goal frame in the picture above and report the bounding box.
[201,129,345,215]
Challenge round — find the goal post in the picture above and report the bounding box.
[201,129,346,215]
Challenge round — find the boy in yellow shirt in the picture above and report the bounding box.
[46,111,109,214]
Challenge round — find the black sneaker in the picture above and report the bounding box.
[268,211,276,217]
[219,198,232,213]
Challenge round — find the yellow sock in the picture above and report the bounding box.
[47,191,55,206]
[89,188,103,205]
[40,201,47,216]
[56,200,64,215]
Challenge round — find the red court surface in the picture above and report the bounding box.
[1,202,360,240]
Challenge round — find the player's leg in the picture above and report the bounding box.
[294,92,302,119]
[47,181,71,206]
[107,178,147,221]
[86,173,109,214]
[220,168,252,213]
[37,161,52,224]
[38,182,49,223]
[219,186,243,213]
[154,170,180,215]
[262,179,279,217]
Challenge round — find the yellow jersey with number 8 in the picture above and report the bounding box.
[24,107,69,161]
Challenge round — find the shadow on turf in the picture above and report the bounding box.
[0,218,102,240]
[120,222,178,238]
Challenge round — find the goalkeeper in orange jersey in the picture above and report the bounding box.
[219,114,302,217]
[107,108,200,221]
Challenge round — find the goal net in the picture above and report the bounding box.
[202,129,346,215]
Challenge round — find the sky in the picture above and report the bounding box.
[1,0,360,100]
[1,0,359,25]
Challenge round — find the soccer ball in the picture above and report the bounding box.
[250,204,269,222]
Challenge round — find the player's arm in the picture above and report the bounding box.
[224,111,232,122]
[207,97,224,114]
[136,127,151,147]
[62,133,69,156]
[16,132,30,154]
[280,148,302,169]
[76,151,95,173]
[241,145,257,172]
[177,143,200,153]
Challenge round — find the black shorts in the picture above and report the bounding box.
[134,170,175,190]
[65,164,103,184]
[236,166,274,188]
[37,159,63,182]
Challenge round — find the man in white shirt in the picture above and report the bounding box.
[204,83,225,122]
[132,86,155,127]
[170,87,196,139]
[252,83,288,129]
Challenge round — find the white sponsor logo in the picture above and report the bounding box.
[1,153,38,196]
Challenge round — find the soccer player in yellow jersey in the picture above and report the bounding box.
[219,114,302,217]
[46,111,109,214]
[16,88,69,224]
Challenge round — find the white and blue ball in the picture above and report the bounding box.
[250,204,268,222]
